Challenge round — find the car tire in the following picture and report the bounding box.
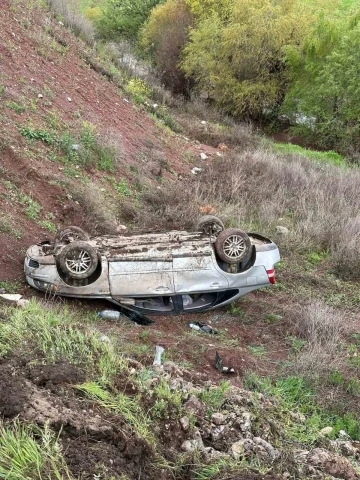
[215,228,251,264]
[57,241,98,279]
[55,226,90,245]
[196,215,225,236]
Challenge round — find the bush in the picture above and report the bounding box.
[46,0,95,44]
[95,0,164,41]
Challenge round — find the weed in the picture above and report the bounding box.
[76,382,154,443]
[0,85,5,96]
[248,345,267,357]
[19,125,55,144]
[264,313,282,324]
[327,370,344,386]
[0,215,22,239]
[0,281,21,293]
[273,142,346,167]
[0,421,73,479]
[228,302,244,316]
[125,78,151,104]
[109,177,132,197]
[199,380,229,415]
[286,336,307,353]
[306,250,329,265]
[4,181,42,219]
[6,101,25,113]
[38,219,57,233]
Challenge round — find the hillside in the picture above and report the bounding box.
[0,1,360,480]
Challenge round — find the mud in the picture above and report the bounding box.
[0,359,157,479]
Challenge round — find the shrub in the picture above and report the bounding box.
[46,0,95,44]
[95,0,164,41]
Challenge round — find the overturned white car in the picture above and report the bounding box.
[24,216,280,314]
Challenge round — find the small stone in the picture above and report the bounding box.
[38,94,43,98]
[67,97,72,102]
[116,224,127,233]
[184,395,205,417]
[290,411,306,423]
[201,120,207,125]
[181,440,193,452]
[230,440,245,460]
[319,426,334,437]
[338,430,351,441]
[99,335,111,344]
[191,167,202,175]
[216,152,222,157]
[152,103,158,109]
[123,98,130,103]
[200,152,208,160]
[16,299,30,308]
[276,226,289,235]
[180,416,190,431]
[211,412,226,426]
[71,144,80,151]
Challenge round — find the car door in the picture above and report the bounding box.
[109,259,175,296]
[173,253,228,294]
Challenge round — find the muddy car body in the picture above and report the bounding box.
[24,218,280,314]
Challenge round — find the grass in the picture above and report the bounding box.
[273,142,347,167]
[0,214,22,238]
[0,281,21,293]
[3,180,42,219]
[75,382,154,444]
[0,421,73,480]
[244,373,360,442]
[199,380,229,415]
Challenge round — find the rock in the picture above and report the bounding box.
[180,416,190,431]
[181,440,193,452]
[67,97,72,102]
[320,426,334,437]
[184,395,205,417]
[116,224,127,233]
[335,441,359,457]
[200,153,208,160]
[191,167,202,175]
[338,430,351,441]
[307,447,359,480]
[230,440,245,460]
[290,411,306,423]
[240,412,252,432]
[152,103,158,109]
[201,121,207,125]
[211,412,226,426]
[216,152,222,157]
[253,437,280,461]
[211,424,227,441]
[16,299,30,308]
[0,294,23,304]
[276,226,289,235]
[71,144,80,151]
[99,335,111,344]
[38,94,43,98]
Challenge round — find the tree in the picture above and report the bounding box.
[181,0,316,118]
[95,0,165,41]
[283,11,360,153]
[140,0,194,94]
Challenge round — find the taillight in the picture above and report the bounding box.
[266,268,276,285]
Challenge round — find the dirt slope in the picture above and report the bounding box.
[0,0,209,283]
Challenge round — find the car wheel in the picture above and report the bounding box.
[196,215,224,236]
[215,228,251,264]
[55,226,90,245]
[57,241,98,279]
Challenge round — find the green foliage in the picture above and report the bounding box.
[244,374,360,442]
[125,78,151,104]
[181,0,315,118]
[96,0,165,41]
[0,281,21,293]
[0,421,73,480]
[76,382,154,443]
[4,180,42,219]
[20,125,55,144]
[0,215,22,239]
[273,143,346,166]
[283,10,360,153]
[199,380,229,415]
[6,101,26,113]
[140,0,193,91]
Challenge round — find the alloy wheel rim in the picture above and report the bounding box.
[223,235,245,259]
[66,250,91,274]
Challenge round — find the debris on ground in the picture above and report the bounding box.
[97,308,154,326]
[0,294,29,308]
[189,322,218,334]
[153,345,164,366]
[215,351,235,374]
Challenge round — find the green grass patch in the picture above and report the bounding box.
[0,214,22,239]
[0,281,21,293]
[0,421,73,479]
[6,101,25,113]
[244,374,360,442]
[273,142,347,167]
[199,380,229,416]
